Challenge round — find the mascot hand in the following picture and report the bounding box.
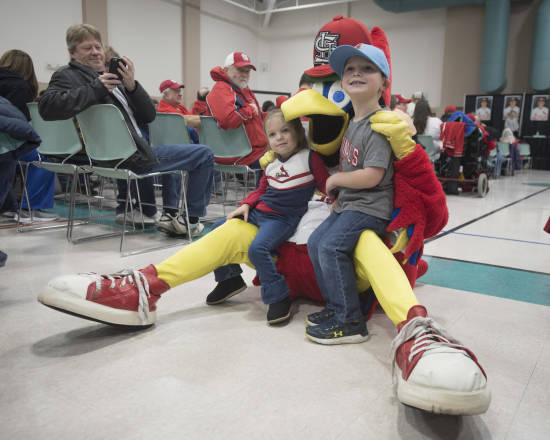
[259,150,276,170]
[388,208,421,265]
[370,110,416,160]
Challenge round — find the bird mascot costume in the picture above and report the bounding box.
[38,15,490,416]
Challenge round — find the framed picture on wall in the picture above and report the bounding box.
[502,94,522,134]
[530,95,549,121]
[475,96,492,121]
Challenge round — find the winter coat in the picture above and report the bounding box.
[38,60,157,170]
[191,100,208,115]
[0,96,40,162]
[205,66,266,165]
[0,67,34,120]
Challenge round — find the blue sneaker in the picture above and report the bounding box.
[306,307,335,326]
[305,317,369,345]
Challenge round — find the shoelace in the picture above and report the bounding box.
[390,316,468,382]
[84,269,151,323]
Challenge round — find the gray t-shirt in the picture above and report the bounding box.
[334,111,394,220]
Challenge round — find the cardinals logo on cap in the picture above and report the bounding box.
[314,31,340,66]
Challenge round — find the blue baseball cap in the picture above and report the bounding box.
[329,43,390,79]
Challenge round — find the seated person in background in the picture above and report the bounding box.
[0,49,58,222]
[157,80,200,128]
[191,87,209,115]
[157,79,200,143]
[406,91,423,117]
[390,94,416,136]
[39,24,214,237]
[440,104,456,122]
[205,51,266,168]
[261,100,275,113]
[413,99,442,151]
[297,73,313,92]
[500,127,522,175]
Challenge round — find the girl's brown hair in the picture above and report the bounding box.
[264,108,309,157]
[0,49,39,99]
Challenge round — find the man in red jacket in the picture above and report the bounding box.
[157,79,200,128]
[205,52,266,167]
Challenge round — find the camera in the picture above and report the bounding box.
[108,57,127,81]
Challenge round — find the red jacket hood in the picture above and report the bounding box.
[210,66,232,84]
[210,66,252,92]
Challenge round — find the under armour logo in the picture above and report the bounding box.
[275,165,289,178]
[314,31,340,65]
[333,331,343,337]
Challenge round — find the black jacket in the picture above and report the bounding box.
[0,67,34,120]
[38,60,157,169]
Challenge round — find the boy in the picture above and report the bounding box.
[306,43,393,344]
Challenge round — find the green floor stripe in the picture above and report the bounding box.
[525,183,550,187]
[420,256,550,307]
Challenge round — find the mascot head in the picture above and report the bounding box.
[282,15,392,156]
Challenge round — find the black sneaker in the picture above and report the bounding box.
[305,317,369,345]
[206,276,246,305]
[306,307,335,326]
[266,296,291,325]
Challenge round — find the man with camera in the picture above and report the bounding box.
[39,24,214,237]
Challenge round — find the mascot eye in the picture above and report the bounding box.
[312,81,353,113]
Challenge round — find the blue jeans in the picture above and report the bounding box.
[117,144,214,218]
[214,209,301,304]
[308,210,388,324]
[19,150,55,210]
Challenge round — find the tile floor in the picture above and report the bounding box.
[1,170,549,439]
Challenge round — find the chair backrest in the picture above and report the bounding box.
[27,102,82,156]
[75,104,137,163]
[497,142,510,155]
[416,134,436,156]
[149,112,191,146]
[518,143,530,156]
[197,116,252,160]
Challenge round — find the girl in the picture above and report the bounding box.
[413,99,443,152]
[0,49,58,222]
[206,109,329,324]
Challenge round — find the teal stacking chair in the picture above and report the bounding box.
[20,102,90,236]
[149,112,192,146]
[517,143,532,169]
[416,134,439,163]
[76,104,190,255]
[197,116,259,213]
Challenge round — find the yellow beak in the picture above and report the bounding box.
[281,89,349,156]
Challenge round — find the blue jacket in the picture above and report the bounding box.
[0,96,41,162]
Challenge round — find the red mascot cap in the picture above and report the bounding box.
[305,14,372,78]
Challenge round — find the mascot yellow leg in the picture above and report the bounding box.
[353,230,418,326]
[155,219,258,288]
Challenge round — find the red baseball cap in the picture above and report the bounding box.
[224,52,256,70]
[159,79,184,93]
[305,15,372,78]
[394,94,411,104]
[444,105,457,113]
[275,96,288,108]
